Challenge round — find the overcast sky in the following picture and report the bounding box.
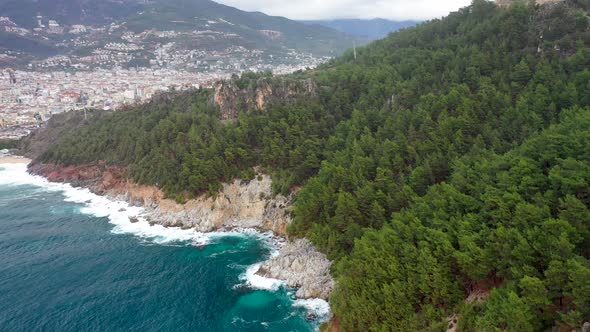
[214,0,473,21]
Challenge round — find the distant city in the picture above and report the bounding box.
[0,62,326,140]
[0,14,330,140]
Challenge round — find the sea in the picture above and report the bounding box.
[0,163,329,332]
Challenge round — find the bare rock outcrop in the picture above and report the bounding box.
[256,238,333,300]
[28,162,334,300]
[143,175,292,235]
[213,76,319,120]
[29,162,293,236]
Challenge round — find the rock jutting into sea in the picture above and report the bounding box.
[27,162,334,300]
[256,238,333,300]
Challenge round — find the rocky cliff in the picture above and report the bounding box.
[213,76,319,120]
[142,175,292,235]
[28,161,334,300]
[257,239,333,300]
[29,162,293,235]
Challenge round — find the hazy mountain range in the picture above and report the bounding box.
[0,0,361,64]
[302,18,420,40]
[0,0,143,28]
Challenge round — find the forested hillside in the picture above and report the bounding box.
[34,0,590,330]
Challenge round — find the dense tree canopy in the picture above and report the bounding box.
[0,139,18,150]
[37,0,590,330]
[331,109,590,330]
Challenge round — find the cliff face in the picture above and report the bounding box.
[28,162,292,236]
[145,175,292,235]
[257,239,333,300]
[213,77,319,120]
[28,161,334,300]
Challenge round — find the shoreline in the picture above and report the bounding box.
[0,161,332,328]
[0,156,32,164]
[2,160,333,321]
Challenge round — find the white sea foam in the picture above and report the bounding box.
[0,163,55,187]
[240,263,285,291]
[0,163,210,245]
[0,164,283,248]
[1,163,334,323]
[293,298,331,320]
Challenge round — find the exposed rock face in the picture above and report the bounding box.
[213,77,319,120]
[258,30,283,39]
[28,162,335,300]
[143,175,292,235]
[256,239,333,300]
[29,162,293,236]
[446,315,458,332]
[29,161,114,189]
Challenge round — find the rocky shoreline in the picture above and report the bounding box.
[257,238,333,300]
[27,162,334,300]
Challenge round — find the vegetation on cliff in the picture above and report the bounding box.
[33,0,590,330]
[0,139,18,150]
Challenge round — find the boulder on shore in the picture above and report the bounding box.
[256,238,333,300]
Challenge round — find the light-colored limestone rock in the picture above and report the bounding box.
[30,162,333,300]
[256,238,333,300]
[141,174,292,235]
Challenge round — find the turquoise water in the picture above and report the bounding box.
[0,164,327,332]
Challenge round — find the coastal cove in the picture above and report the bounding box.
[3,0,590,329]
[0,161,331,331]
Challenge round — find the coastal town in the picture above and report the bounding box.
[0,54,325,140]
[0,68,204,139]
[0,13,333,140]
[0,64,322,140]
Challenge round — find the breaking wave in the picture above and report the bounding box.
[0,163,209,245]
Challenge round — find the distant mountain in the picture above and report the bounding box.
[124,0,357,56]
[302,18,419,40]
[0,0,143,28]
[0,0,357,64]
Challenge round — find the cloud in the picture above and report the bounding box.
[214,0,473,21]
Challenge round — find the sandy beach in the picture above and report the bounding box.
[0,156,32,164]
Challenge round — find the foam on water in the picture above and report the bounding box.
[1,163,333,328]
[293,298,331,320]
[0,164,287,249]
[240,263,285,291]
[0,163,210,245]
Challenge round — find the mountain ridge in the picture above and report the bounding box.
[0,0,358,66]
[301,18,420,40]
[0,0,143,28]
